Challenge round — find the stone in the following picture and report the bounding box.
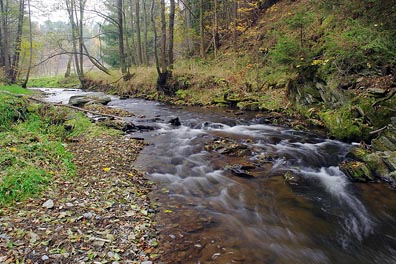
[68,94,111,107]
[169,116,181,126]
[340,161,374,182]
[229,165,255,178]
[41,255,49,261]
[367,88,387,96]
[100,118,136,132]
[42,199,54,209]
[283,171,299,185]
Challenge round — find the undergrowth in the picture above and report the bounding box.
[0,88,118,206]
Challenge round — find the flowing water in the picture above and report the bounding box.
[37,88,396,264]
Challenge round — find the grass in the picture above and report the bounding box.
[0,87,119,206]
[0,84,33,95]
[28,75,80,88]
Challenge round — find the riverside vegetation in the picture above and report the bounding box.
[28,0,396,186]
[0,86,159,263]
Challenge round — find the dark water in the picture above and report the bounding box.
[37,88,396,264]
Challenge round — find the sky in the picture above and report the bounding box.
[31,0,104,24]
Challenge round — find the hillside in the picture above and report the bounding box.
[28,0,396,185]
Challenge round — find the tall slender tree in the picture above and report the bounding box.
[117,0,127,78]
[22,0,32,88]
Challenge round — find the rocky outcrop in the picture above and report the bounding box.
[341,118,396,186]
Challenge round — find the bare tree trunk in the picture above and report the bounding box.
[129,0,136,66]
[117,0,127,78]
[135,0,143,65]
[22,0,32,88]
[233,0,238,50]
[64,55,72,78]
[168,0,175,70]
[151,0,160,76]
[199,0,205,58]
[0,0,10,78]
[213,0,218,58]
[160,0,166,74]
[142,0,149,65]
[79,0,86,77]
[66,0,83,85]
[10,0,25,83]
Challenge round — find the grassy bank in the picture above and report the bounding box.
[27,75,80,88]
[0,85,118,206]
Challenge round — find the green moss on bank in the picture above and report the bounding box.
[0,87,117,206]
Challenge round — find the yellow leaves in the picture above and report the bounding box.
[164,209,173,213]
[311,59,330,66]
[8,147,17,152]
[102,167,111,172]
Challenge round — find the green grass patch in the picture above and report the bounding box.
[28,75,80,88]
[0,90,119,206]
[0,85,33,95]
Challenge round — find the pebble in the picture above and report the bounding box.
[83,212,93,219]
[141,262,152,264]
[42,199,54,209]
[41,255,49,261]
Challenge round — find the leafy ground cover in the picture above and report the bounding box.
[0,87,159,262]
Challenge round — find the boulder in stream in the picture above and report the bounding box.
[169,116,181,126]
[69,94,111,107]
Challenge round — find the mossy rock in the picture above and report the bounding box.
[340,161,374,182]
[372,125,396,151]
[237,102,261,111]
[365,152,391,177]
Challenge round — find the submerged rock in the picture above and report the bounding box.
[227,165,255,178]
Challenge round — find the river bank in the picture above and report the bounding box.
[0,90,160,263]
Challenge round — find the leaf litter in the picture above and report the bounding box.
[0,133,160,263]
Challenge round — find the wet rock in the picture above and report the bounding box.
[283,171,299,185]
[100,118,136,132]
[340,161,374,182]
[42,199,54,209]
[206,138,250,157]
[69,94,111,107]
[372,124,396,151]
[237,102,261,111]
[228,165,255,178]
[169,116,181,126]
[367,88,387,96]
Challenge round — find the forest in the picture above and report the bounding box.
[1,0,396,263]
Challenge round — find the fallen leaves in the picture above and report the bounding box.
[0,133,160,263]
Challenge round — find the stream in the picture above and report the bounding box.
[37,88,396,264]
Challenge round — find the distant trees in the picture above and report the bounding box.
[98,0,266,91]
[0,0,270,86]
[0,0,26,84]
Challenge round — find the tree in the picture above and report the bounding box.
[135,0,143,65]
[21,0,32,88]
[117,0,128,78]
